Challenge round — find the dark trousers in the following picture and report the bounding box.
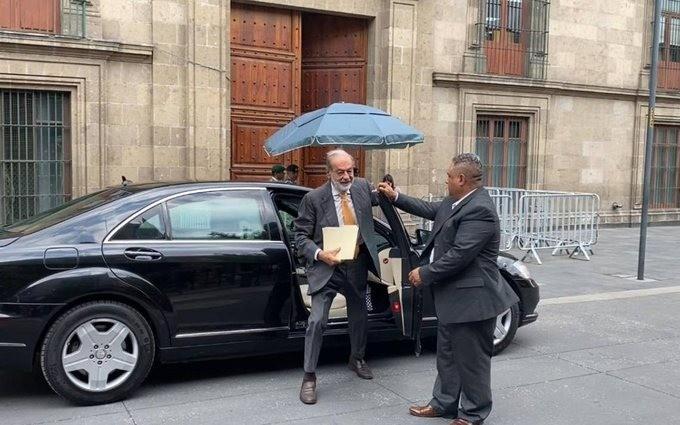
[429,317,496,423]
[303,248,369,373]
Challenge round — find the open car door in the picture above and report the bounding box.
[377,194,423,344]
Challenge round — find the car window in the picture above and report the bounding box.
[111,205,167,240]
[373,225,390,251]
[1,188,131,238]
[279,210,296,233]
[272,194,300,239]
[167,191,269,240]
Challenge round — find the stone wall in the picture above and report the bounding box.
[2,0,680,225]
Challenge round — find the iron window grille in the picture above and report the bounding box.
[476,116,528,188]
[0,90,72,226]
[657,0,680,89]
[650,126,680,208]
[472,0,550,79]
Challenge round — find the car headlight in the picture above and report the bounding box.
[509,260,532,280]
[497,256,532,280]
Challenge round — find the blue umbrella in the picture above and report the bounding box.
[264,103,424,156]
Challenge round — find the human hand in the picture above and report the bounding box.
[319,248,342,266]
[377,182,398,201]
[408,267,423,287]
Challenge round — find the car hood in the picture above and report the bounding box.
[498,251,518,261]
[413,245,518,266]
[0,236,19,247]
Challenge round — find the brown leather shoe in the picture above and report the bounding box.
[409,404,443,417]
[299,379,317,404]
[348,358,373,380]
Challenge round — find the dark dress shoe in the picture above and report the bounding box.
[451,419,483,425]
[299,379,317,404]
[409,405,443,417]
[348,358,373,379]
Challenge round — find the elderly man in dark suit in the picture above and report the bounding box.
[294,149,380,405]
[378,153,518,425]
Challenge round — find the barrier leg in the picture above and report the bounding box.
[569,244,592,261]
[521,241,543,265]
[552,241,572,257]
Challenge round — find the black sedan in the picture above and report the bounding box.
[0,182,538,405]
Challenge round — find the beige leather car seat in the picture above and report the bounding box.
[299,248,397,319]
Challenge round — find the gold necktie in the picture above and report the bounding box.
[340,192,359,259]
[340,192,357,225]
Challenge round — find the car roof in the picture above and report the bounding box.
[116,181,311,195]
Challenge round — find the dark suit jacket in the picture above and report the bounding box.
[294,178,380,294]
[394,188,519,324]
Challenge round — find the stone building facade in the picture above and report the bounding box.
[0,0,678,226]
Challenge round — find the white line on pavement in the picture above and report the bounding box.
[541,285,680,305]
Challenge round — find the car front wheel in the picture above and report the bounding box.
[492,301,520,355]
[40,301,155,405]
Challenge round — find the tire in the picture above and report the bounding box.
[420,301,520,356]
[40,301,155,405]
[492,301,520,355]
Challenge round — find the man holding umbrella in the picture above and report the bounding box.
[293,149,381,405]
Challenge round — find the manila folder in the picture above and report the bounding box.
[322,225,359,261]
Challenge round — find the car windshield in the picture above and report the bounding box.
[0,187,132,238]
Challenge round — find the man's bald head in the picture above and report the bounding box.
[326,149,354,172]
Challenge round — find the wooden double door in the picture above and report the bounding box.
[230,3,368,187]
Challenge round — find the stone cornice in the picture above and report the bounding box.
[433,72,680,102]
[0,31,153,63]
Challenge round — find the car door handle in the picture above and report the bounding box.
[123,248,163,261]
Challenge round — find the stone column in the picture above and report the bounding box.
[385,0,419,191]
[186,0,229,181]
[151,0,188,181]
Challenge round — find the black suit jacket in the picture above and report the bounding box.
[394,188,519,324]
[294,178,380,294]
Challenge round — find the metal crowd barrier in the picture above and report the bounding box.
[416,188,600,264]
[516,193,600,264]
[489,193,514,251]
[417,194,442,233]
[486,187,566,255]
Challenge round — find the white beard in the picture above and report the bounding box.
[331,179,353,193]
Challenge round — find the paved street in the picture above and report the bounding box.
[2,226,680,424]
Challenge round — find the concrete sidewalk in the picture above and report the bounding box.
[514,225,680,299]
[1,226,680,424]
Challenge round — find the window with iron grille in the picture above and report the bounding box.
[0,90,72,226]
[658,0,680,90]
[472,0,550,79]
[475,116,528,188]
[650,126,680,208]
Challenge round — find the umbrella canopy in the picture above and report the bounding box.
[264,103,424,156]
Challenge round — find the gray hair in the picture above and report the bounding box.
[452,153,483,184]
[326,149,355,172]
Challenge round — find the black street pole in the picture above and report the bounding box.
[638,0,663,280]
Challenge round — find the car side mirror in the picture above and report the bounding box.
[415,228,431,246]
